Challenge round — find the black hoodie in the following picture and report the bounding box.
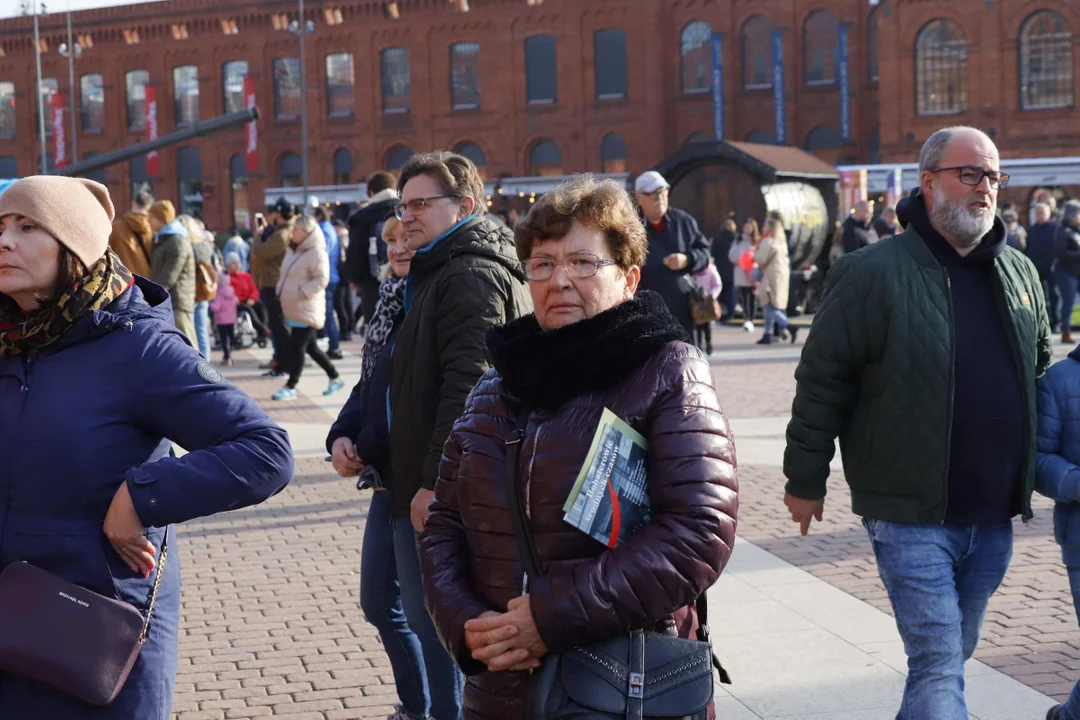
[897,189,1025,526]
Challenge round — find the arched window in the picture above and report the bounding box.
[81,73,105,132]
[601,133,626,174]
[868,4,883,83]
[125,70,149,131]
[916,19,967,115]
[333,148,353,185]
[746,129,777,144]
[223,61,248,114]
[681,21,712,94]
[805,125,844,151]
[455,143,487,177]
[741,15,773,89]
[386,145,413,172]
[177,145,203,218]
[279,152,302,187]
[273,57,302,119]
[381,48,410,114]
[529,140,563,176]
[230,153,250,230]
[173,65,199,125]
[804,10,839,85]
[1020,10,1073,110]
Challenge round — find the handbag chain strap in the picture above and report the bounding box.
[137,528,169,644]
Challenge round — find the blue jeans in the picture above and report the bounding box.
[1057,270,1078,335]
[863,519,1013,720]
[325,282,341,352]
[360,490,428,719]
[763,303,789,336]
[194,300,211,359]
[392,518,464,720]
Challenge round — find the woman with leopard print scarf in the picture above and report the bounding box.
[0,176,294,719]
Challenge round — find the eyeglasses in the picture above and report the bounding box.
[393,195,460,220]
[639,188,669,200]
[523,252,619,282]
[929,166,1011,190]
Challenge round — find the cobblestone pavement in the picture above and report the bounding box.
[169,326,1080,718]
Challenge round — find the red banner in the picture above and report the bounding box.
[145,84,158,176]
[52,92,66,169]
[244,76,258,173]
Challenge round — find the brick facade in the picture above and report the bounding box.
[0,0,1077,230]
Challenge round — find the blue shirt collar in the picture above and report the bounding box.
[405,215,476,310]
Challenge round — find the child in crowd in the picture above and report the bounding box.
[1036,345,1080,720]
[209,267,239,367]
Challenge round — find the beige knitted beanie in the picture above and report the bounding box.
[0,175,115,269]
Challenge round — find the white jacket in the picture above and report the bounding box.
[276,228,330,329]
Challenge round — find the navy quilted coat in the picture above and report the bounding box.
[0,277,294,718]
[1036,348,1080,566]
[785,227,1052,524]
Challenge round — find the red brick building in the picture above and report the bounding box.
[0,0,1077,230]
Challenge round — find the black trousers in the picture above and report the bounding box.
[261,287,290,362]
[738,287,757,322]
[216,324,235,361]
[334,283,355,341]
[695,322,712,349]
[284,326,339,389]
[238,302,269,336]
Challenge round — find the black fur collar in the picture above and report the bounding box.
[486,290,690,411]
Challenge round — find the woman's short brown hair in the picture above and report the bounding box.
[514,175,647,269]
[396,151,486,216]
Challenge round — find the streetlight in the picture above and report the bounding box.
[288,3,314,213]
[23,0,48,173]
[58,0,82,164]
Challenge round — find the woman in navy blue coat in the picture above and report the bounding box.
[0,176,294,718]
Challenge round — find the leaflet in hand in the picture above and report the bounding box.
[562,409,651,549]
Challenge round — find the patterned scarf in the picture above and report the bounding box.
[361,275,406,381]
[0,250,134,357]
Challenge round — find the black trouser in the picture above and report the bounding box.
[216,324,235,361]
[738,286,757,322]
[358,279,380,328]
[238,302,269,336]
[284,326,339,389]
[695,322,712,349]
[1042,275,1062,332]
[334,283,355,341]
[261,287,290,362]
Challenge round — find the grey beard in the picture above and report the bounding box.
[931,186,995,249]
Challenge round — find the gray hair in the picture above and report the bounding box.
[918,126,994,175]
[1063,200,1080,227]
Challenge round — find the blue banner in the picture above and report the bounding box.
[772,28,786,145]
[839,23,851,141]
[711,32,724,140]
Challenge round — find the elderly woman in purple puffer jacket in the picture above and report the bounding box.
[418,175,739,720]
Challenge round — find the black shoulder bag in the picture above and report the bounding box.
[504,408,730,720]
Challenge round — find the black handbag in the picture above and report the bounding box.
[504,408,730,720]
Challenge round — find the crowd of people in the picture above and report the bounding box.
[8,124,1080,720]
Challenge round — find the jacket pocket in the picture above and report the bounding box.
[100,527,167,610]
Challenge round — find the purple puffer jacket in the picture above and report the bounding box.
[419,292,738,720]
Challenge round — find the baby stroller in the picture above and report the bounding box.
[234,308,266,350]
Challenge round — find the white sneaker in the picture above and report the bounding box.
[743,320,755,332]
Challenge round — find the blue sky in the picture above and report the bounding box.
[0,0,165,20]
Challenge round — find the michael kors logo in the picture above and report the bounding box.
[58,592,90,609]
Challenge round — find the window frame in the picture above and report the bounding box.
[273,56,302,120]
[868,5,882,84]
[380,47,411,115]
[525,34,558,105]
[680,21,713,95]
[1019,10,1074,111]
[172,65,200,126]
[0,82,14,139]
[803,10,840,87]
[450,41,482,111]
[223,60,249,115]
[126,69,149,132]
[594,28,629,100]
[741,15,774,90]
[80,73,105,133]
[915,19,968,117]
[325,52,356,118]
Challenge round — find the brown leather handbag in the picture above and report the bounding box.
[0,531,169,706]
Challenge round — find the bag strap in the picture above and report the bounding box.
[138,527,169,644]
[695,591,731,684]
[505,405,543,583]
[627,629,646,720]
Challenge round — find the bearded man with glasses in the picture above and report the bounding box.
[784,126,1052,719]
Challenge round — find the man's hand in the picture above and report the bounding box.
[331,437,365,478]
[784,493,825,536]
[465,595,548,672]
[104,482,156,578]
[663,253,689,271]
[411,488,435,533]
